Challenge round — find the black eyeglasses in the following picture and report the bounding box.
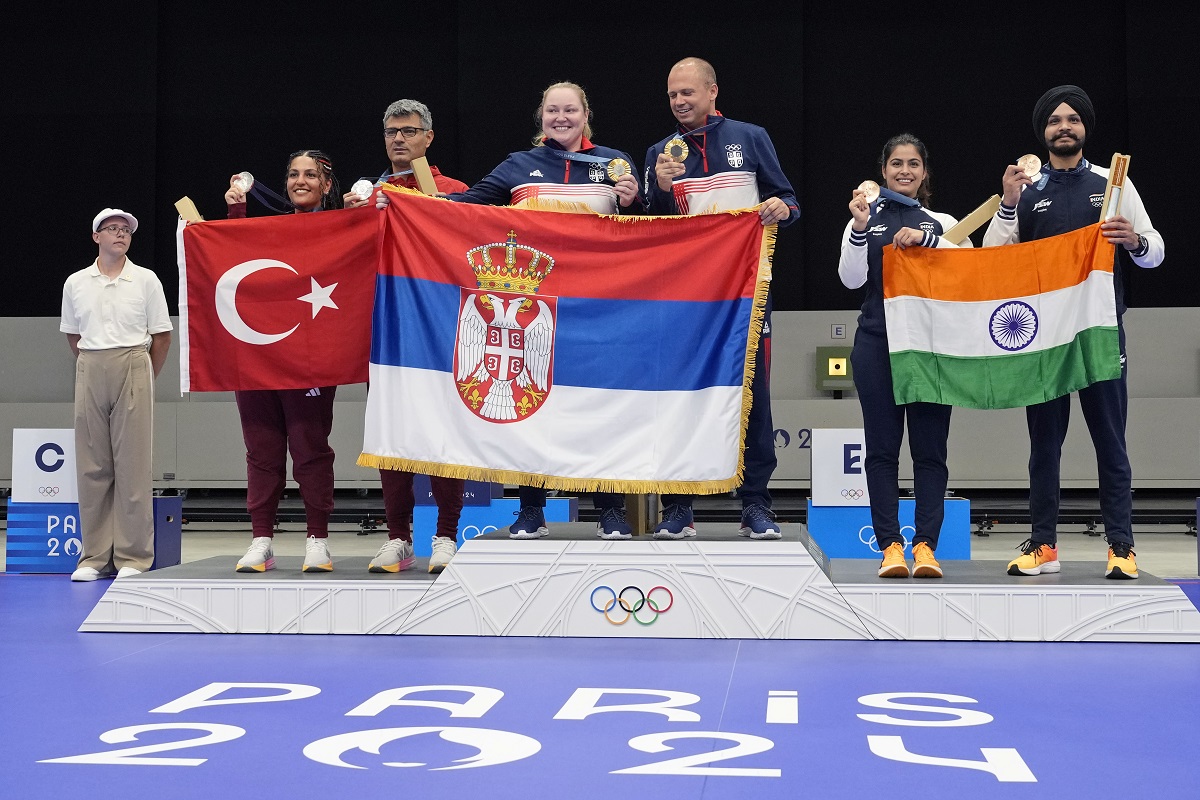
[98,225,133,236]
[383,126,428,140]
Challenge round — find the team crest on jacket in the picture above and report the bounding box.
[455,230,557,423]
[725,143,744,168]
[588,163,606,182]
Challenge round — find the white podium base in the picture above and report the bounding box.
[79,524,1200,642]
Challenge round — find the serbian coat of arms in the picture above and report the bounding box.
[454,230,557,422]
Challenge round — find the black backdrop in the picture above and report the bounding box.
[9,2,1194,318]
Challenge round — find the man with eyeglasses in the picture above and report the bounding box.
[346,98,468,206]
[60,209,172,581]
[345,99,470,576]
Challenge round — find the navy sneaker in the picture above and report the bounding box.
[739,504,782,540]
[653,503,696,540]
[509,506,549,539]
[597,507,633,540]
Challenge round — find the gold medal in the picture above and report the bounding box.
[1017,154,1042,178]
[665,137,689,162]
[856,180,880,204]
[607,158,631,182]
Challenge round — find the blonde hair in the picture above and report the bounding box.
[533,81,594,146]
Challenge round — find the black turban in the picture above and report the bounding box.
[1032,85,1094,144]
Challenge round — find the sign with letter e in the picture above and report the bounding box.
[810,428,869,506]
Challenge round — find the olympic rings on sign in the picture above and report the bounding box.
[589,585,674,626]
[840,488,864,499]
[38,486,60,497]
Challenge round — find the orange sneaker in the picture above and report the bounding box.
[1007,539,1059,576]
[1105,543,1138,579]
[878,541,910,578]
[911,542,943,578]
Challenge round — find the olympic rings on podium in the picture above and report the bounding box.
[590,585,674,626]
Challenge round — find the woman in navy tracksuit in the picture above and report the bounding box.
[445,81,645,541]
[838,133,969,579]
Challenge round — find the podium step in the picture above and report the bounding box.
[79,523,1200,641]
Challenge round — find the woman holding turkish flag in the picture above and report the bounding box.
[224,149,344,574]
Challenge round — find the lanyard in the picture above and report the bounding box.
[879,187,921,208]
[247,182,294,214]
[376,168,414,183]
[663,118,723,148]
[547,149,613,165]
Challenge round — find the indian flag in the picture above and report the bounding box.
[883,222,1120,410]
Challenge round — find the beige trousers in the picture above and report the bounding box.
[74,346,155,572]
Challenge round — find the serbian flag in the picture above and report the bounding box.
[357,188,774,494]
[884,222,1121,409]
[177,209,378,392]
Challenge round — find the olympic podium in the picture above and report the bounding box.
[79,522,1200,642]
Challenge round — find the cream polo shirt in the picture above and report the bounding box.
[60,258,173,350]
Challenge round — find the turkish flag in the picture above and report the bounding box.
[179,208,378,391]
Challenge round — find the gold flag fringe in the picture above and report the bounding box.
[379,183,438,199]
[356,453,738,496]
[731,222,778,486]
[512,198,600,215]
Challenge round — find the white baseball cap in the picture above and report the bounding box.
[92,208,138,233]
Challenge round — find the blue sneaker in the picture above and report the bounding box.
[597,507,633,540]
[509,506,549,539]
[739,504,782,540]
[653,504,696,540]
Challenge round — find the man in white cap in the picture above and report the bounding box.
[60,209,173,581]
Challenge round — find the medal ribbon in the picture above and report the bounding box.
[247,183,294,215]
[376,168,414,184]
[547,149,614,166]
[661,119,724,152]
[878,187,921,208]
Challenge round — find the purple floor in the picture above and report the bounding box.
[2,573,1197,799]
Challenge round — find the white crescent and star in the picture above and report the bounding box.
[214,259,339,345]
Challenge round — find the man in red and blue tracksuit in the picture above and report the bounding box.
[645,56,798,541]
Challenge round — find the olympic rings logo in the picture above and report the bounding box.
[461,525,498,542]
[589,585,673,626]
[858,525,915,552]
[39,486,61,497]
[840,489,864,499]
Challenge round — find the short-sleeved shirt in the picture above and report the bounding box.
[60,258,173,350]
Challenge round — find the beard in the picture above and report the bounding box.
[1046,132,1084,158]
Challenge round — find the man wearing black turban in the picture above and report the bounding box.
[1031,85,1095,150]
[983,84,1164,581]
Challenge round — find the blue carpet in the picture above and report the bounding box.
[2,573,1197,799]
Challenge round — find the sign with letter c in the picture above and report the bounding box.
[12,429,79,504]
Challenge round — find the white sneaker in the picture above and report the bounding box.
[369,538,415,573]
[236,536,275,573]
[303,536,333,573]
[71,567,101,582]
[116,567,143,579]
[428,537,457,574]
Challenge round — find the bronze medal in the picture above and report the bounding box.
[1017,154,1042,178]
[856,180,880,204]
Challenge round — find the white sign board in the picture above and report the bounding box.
[11,428,78,503]
[810,428,869,507]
